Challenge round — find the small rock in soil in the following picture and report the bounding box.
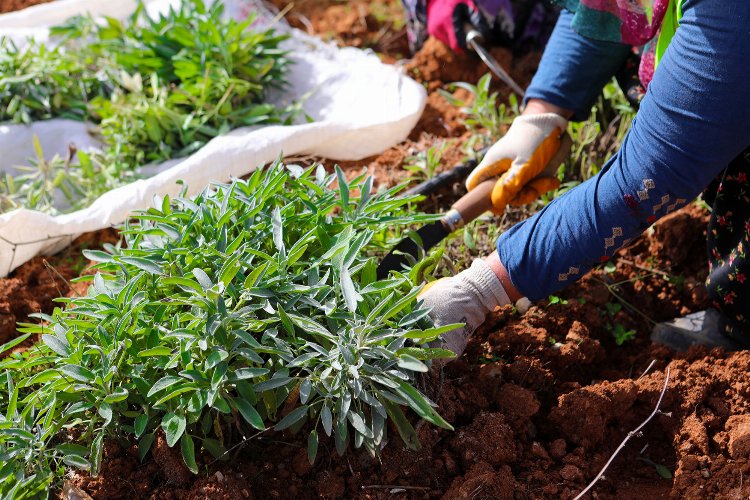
[61,481,93,500]
[549,439,567,460]
[551,379,638,446]
[560,320,605,365]
[679,413,710,455]
[495,383,540,420]
[559,464,583,482]
[726,414,750,458]
[542,484,559,496]
[443,462,515,500]
[531,441,550,461]
[291,448,312,477]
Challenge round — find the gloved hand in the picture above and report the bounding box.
[466,113,568,214]
[426,0,514,52]
[419,259,510,359]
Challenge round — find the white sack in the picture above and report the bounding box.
[0,0,426,276]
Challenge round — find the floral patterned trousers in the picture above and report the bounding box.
[705,148,750,335]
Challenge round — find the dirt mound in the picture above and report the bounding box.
[268,0,409,58]
[409,89,470,139]
[406,37,540,95]
[443,462,516,500]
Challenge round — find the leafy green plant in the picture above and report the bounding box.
[403,141,450,182]
[605,301,622,317]
[0,39,110,124]
[0,136,106,215]
[566,119,601,180]
[547,295,568,306]
[636,457,673,479]
[0,161,456,495]
[565,80,635,184]
[53,0,292,166]
[0,0,294,214]
[0,335,74,499]
[438,73,519,150]
[602,301,636,345]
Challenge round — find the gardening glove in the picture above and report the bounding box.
[426,0,515,53]
[466,113,567,214]
[419,259,510,359]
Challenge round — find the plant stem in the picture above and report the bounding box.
[617,258,674,280]
[593,277,656,325]
[573,366,671,500]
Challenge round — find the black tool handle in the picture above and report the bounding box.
[376,221,449,280]
[404,147,489,198]
[376,179,495,279]
[404,161,476,197]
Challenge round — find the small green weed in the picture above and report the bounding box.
[477,353,504,365]
[548,295,568,306]
[605,301,622,316]
[636,457,673,479]
[438,73,519,150]
[603,301,636,345]
[611,323,637,346]
[403,141,450,183]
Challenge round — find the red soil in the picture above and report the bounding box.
[63,204,750,500]
[0,0,51,14]
[0,229,118,349]
[4,1,747,499]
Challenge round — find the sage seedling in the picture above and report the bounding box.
[1,161,456,494]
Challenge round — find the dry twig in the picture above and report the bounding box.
[361,485,430,491]
[638,359,657,380]
[617,258,673,279]
[43,258,79,297]
[573,366,671,500]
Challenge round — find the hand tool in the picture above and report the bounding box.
[402,147,488,198]
[376,134,572,279]
[465,29,525,98]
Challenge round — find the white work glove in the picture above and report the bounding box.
[466,113,568,213]
[419,259,511,359]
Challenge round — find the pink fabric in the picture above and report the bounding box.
[638,45,656,88]
[578,0,670,46]
[562,0,673,88]
[426,0,475,52]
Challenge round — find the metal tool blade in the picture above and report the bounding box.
[376,221,450,279]
[466,30,525,98]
